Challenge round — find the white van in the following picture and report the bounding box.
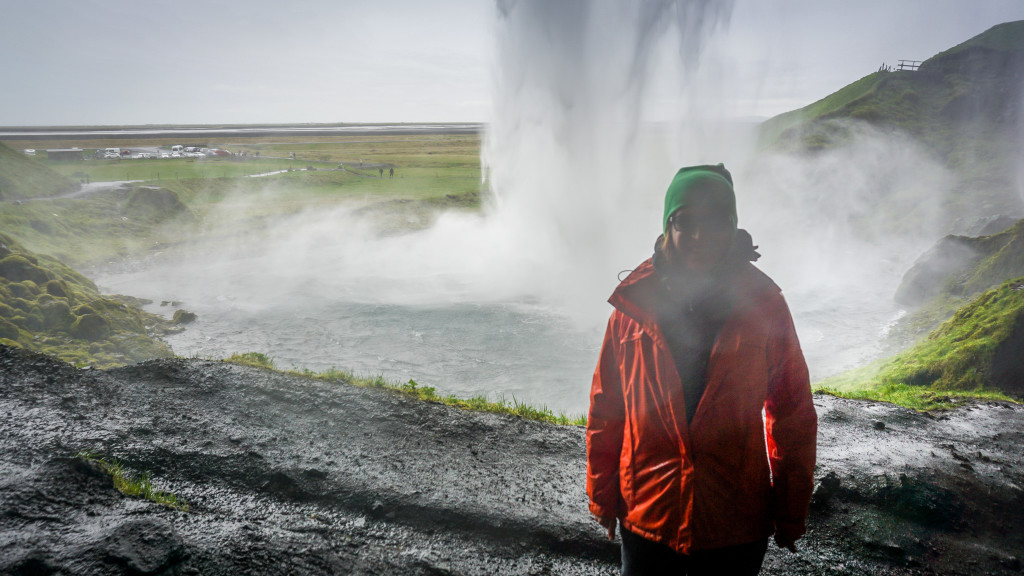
[104,147,120,159]
[171,145,184,154]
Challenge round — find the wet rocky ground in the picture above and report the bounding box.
[1,343,1022,575]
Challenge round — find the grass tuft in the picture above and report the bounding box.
[77,451,189,511]
[223,351,275,369]
[222,354,587,425]
[815,383,1013,412]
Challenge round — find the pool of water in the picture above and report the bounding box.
[97,251,902,416]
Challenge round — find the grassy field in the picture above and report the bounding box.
[0,133,484,267]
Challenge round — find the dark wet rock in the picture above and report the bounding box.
[172,309,197,325]
[2,344,1023,575]
[872,420,886,430]
[99,518,186,574]
[811,470,842,509]
[989,307,1024,396]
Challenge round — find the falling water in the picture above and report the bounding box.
[97,0,951,413]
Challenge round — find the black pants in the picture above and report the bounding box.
[620,526,769,576]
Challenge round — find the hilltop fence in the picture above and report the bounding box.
[878,60,922,72]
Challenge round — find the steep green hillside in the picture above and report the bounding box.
[897,219,1024,304]
[0,232,176,367]
[0,142,78,201]
[890,218,1024,343]
[821,278,1024,409]
[759,21,1024,217]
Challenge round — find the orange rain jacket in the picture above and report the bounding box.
[586,258,817,554]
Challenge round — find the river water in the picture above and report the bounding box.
[95,238,905,416]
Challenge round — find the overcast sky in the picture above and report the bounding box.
[0,0,1021,126]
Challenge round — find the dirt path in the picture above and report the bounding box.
[1,344,1021,575]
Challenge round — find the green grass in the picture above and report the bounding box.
[223,353,587,426]
[0,141,78,201]
[77,451,189,511]
[817,382,1013,412]
[0,133,484,269]
[47,157,333,183]
[818,278,1024,410]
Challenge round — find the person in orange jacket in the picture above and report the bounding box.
[586,164,817,575]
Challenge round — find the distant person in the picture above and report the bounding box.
[379,168,384,178]
[587,164,817,575]
[389,167,394,179]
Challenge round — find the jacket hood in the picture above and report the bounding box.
[609,228,778,325]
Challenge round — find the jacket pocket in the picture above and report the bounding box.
[620,426,636,509]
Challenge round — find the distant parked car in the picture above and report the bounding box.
[160,153,170,158]
[23,149,35,156]
[171,152,181,158]
[134,153,151,159]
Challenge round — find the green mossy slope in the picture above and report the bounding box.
[0,183,196,267]
[0,142,79,201]
[821,278,1024,409]
[897,219,1024,303]
[759,21,1024,218]
[0,232,174,367]
[760,21,1024,155]
[891,218,1024,343]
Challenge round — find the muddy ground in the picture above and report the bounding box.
[0,344,1021,575]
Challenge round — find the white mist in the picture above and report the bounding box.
[97,0,956,412]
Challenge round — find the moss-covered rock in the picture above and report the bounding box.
[10,298,33,313]
[0,232,174,366]
[7,281,38,300]
[44,279,69,298]
[39,300,74,330]
[0,255,52,284]
[70,314,111,341]
[125,187,195,222]
[0,317,19,340]
[23,309,45,331]
[172,309,197,325]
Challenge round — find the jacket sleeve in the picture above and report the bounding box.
[586,312,626,519]
[763,295,817,541]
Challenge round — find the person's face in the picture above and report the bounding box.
[666,203,734,273]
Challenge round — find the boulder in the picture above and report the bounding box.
[0,255,51,285]
[70,314,111,341]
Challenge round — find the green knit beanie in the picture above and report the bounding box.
[662,163,738,233]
